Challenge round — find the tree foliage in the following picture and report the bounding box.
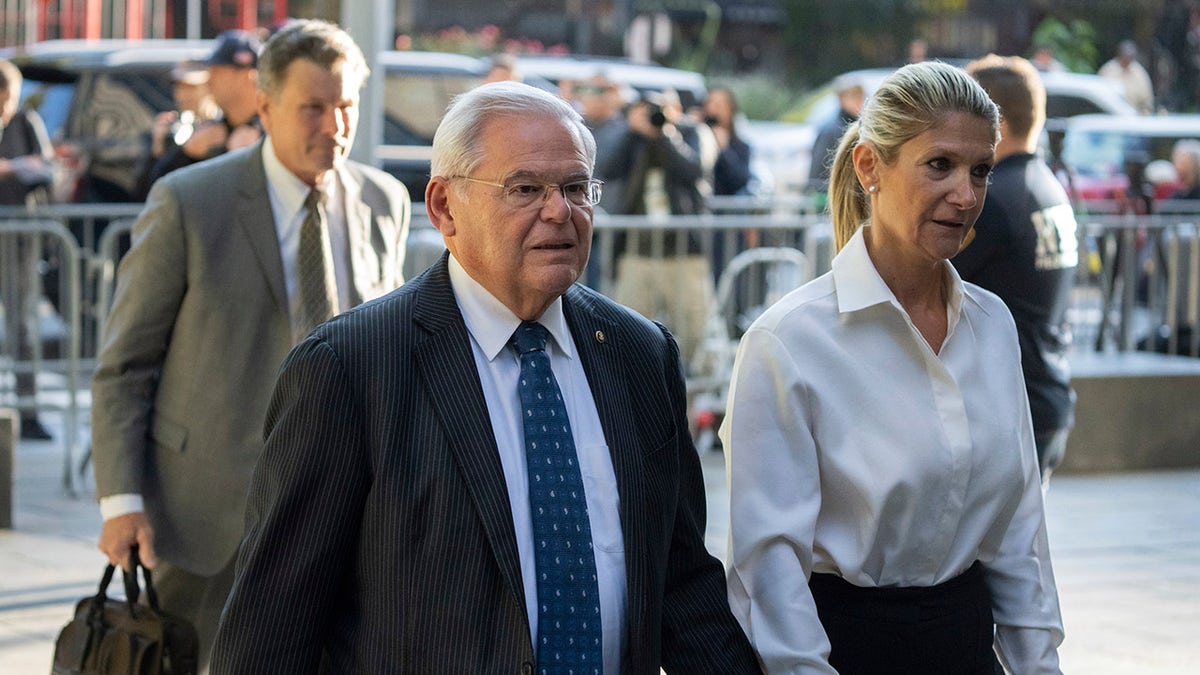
[779,0,920,88]
[1031,16,1099,73]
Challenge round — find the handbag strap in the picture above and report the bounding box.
[89,560,131,620]
[121,545,163,611]
[88,545,162,617]
[94,562,117,604]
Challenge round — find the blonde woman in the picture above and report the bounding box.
[723,62,1063,674]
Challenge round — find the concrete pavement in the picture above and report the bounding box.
[2,413,1198,673]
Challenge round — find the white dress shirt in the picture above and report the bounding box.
[261,135,353,325]
[721,226,1064,674]
[99,137,354,522]
[448,256,627,675]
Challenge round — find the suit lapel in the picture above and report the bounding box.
[563,287,654,652]
[235,143,287,313]
[411,256,528,620]
[339,166,373,307]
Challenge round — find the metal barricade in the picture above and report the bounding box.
[0,217,84,493]
[5,197,1200,481]
[592,211,832,286]
[92,217,138,352]
[0,203,144,362]
[1077,214,1200,357]
[589,211,833,420]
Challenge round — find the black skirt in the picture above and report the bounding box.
[808,561,1001,675]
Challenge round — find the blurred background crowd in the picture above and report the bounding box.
[4,0,1200,451]
[4,0,1200,211]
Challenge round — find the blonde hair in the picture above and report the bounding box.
[829,61,999,250]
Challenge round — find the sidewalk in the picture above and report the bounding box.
[2,416,1198,672]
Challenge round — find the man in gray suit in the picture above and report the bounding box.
[211,82,759,673]
[92,19,409,668]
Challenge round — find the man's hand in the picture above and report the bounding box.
[98,512,158,571]
[150,111,178,157]
[627,102,663,138]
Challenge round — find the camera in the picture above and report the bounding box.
[639,92,668,128]
[648,104,667,128]
[171,110,197,146]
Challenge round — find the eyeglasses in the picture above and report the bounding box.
[455,176,604,208]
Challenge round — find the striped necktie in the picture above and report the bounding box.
[296,188,337,340]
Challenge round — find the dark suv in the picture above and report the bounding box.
[3,39,215,203]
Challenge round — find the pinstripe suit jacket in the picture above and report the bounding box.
[211,253,760,674]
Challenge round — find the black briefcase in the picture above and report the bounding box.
[51,547,198,675]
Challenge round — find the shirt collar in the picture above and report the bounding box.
[262,135,336,218]
[447,255,575,362]
[832,224,985,320]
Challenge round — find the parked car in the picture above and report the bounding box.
[1039,70,1140,119]
[738,119,814,199]
[775,66,1140,195]
[786,66,1137,131]
[1048,113,1200,205]
[2,39,214,203]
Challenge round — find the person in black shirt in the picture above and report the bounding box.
[956,54,1079,484]
[701,87,752,197]
[0,58,55,440]
[144,30,262,191]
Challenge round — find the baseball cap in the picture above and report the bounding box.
[202,30,261,69]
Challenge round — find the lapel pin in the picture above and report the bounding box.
[595,330,605,344]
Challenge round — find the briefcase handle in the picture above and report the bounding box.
[92,544,162,616]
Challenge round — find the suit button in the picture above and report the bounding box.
[520,662,533,675]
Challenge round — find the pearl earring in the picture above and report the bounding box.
[867,185,877,193]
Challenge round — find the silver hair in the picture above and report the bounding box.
[430,81,596,180]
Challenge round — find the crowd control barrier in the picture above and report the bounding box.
[4,200,1200,491]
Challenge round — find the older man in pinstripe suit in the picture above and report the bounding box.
[211,82,760,673]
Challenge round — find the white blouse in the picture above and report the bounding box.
[721,226,1064,674]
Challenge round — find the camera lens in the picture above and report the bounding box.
[648,104,666,127]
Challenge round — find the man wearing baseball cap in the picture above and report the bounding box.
[146,30,263,185]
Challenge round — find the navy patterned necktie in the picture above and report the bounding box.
[509,321,603,675]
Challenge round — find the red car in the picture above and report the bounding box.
[1049,113,1200,210]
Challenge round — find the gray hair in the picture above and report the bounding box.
[430,81,596,181]
[828,61,999,250]
[1173,139,1200,183]
[258,19,369,97]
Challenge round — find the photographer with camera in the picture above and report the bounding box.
[141,30,263,196]
[590,86,717,370]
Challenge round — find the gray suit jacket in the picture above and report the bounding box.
[210,254,760,674]
[91,142,410,576]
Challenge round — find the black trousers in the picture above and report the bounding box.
[809,562,1000,675]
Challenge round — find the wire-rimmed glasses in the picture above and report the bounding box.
[455,176,604,208]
